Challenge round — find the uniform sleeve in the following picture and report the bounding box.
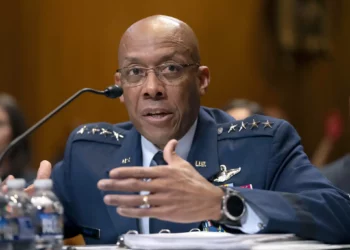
[223,121,350,244]
[51,129,81,239]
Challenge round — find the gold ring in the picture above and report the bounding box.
[142,195,150,208]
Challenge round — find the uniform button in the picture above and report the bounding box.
[217,127,223,135]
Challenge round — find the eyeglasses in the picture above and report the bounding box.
[116,62,200,86]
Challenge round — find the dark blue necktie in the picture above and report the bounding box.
[149,151,197,233]
[149,151,169,233]
[140,151,167,234]
[152,151,167,166]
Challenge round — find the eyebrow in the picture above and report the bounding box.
[123,51,187,66]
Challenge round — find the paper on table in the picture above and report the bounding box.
[253,241,350,250]
[123,232,299,250]
[63,246,120,250]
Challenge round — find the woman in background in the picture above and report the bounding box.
[0,93,35,183]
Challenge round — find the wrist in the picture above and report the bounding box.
[210,186,225,221]
[213,187,246,226]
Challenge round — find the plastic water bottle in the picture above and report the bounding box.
[31,179,63,250]
[0,182,13,250]
[6,178,35,250]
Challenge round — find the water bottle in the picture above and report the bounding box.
[0,182,13,250]
[31,179,63,250]
[6,178,35,250]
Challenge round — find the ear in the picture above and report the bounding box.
[115,72,124,103]
[197,66,210,96]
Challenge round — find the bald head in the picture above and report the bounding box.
[118,15,200,66]
[115,15,210,149]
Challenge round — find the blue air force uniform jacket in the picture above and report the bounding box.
[51,107,350,244]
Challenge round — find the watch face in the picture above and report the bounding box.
[227,195,245,218]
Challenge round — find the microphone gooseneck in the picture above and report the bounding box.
[0,85,123,169]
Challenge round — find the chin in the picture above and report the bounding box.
[145,132,172,148]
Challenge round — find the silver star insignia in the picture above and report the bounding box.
[76,126,87,134]
[239,121,247,132]
[100,128,112,136]
[249,119,260,129]
[113,131,124,141]
[262,120,274,128]
[228,124,238,133]
[91,128,101,135]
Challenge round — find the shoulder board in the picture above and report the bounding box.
[71,122,125,145]
[217,115,283,140]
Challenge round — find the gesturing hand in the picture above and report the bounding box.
[1,160,52,194]
[98,139,223,223]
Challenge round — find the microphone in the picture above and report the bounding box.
[0,85,123,169]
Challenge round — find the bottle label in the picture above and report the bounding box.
[37,213,63,238]
[0,217,12,242]
[11,217,35,241]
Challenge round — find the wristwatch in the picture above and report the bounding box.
[214,187,246,227]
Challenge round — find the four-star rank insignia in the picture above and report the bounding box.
[76,125,124,141]
[75,118,273,143]
[223,118,274,134]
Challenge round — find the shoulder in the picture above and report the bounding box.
[67,121,133,146]
[198,106,298,142]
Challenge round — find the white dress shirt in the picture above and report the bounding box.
[139,119,263,234]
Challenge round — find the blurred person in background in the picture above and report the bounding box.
[319,98,350,193]
[312,110,344,167]
[263,105,289,121]
[0,93,35,183]
[321,154,350,193]
[223,99,264,120]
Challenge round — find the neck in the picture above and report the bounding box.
[154,143,166,150]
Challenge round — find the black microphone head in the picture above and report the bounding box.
[104,85,123,98]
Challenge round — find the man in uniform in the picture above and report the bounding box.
[8,15,350,244]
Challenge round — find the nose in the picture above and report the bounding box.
[141,71,166,100]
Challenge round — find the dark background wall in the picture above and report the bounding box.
[1,0,349,169]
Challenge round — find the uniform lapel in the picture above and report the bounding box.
[101,126,142,234]
[187,108,221,181]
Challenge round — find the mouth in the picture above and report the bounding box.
[142,109,174,125]
[145,111,171,118]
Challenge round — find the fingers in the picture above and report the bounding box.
[98,178,163,193]
[36,160,52,179]
[24,160,51,195]
[117,206,170,219]
[104,193,171,207]
[109,166,167,179]
[1,160,52,195]
[24,184,35,196]
[1,175,15,193]
[163,139,181,164]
